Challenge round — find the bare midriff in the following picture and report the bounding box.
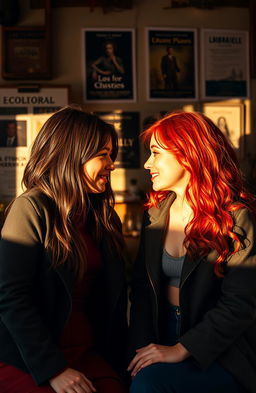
[166,285,180,306]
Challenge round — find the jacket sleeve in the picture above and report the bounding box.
[0,195,68,385]
[128,212,156,361]
[180,208,256,369]
[104,207,129,377]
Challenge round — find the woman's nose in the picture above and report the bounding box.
[107,158,115,171]
[144,156,152,170]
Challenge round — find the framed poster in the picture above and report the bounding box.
[0,115,32,203]
[82,28,136,102]
[95,111,140,168]
[146,27,198,101]
[1,26,51,80]
[201,29,250,99]
[202,102,245,158]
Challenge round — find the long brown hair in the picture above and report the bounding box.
[23,105,124,276]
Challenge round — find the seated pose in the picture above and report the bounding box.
[0,106,128,393]
[128,111,256,393]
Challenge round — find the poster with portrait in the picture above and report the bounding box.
[0,115,32,203]
[146,28,198,101]
[82,29,136,102]
[203,103,244,159]
[201,29,250,99]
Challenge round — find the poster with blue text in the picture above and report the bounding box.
[146,28,198,101]
[82,28,136,102]
[201,29,249,99]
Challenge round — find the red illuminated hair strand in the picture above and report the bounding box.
[142,111,256,275]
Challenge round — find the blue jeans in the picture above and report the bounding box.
[130,304,246,393]
[161,303,181,346]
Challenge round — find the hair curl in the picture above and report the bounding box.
[142,111,256,275]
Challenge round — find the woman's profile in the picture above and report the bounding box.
[128,111,256,393]
[0,105,128,393]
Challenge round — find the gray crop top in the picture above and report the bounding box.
[162,248,185,288]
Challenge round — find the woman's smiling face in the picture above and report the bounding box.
[144,134,190,194]
[82,138,115,193]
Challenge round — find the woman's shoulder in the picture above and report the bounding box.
[2,189,53,244]
[147,192,176,223]
[5,189,54,228]
[13,189,52,212]
[229,206,256,259]
[232,206,256,231]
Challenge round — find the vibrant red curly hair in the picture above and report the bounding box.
[142,111,256,275]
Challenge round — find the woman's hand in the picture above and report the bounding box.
[49,368,96,393]
[127,343,190,377]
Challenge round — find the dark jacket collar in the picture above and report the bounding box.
[147,192,176,225]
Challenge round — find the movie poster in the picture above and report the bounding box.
[96,111,140,169]
[82,29,136,102]
[146,28,198,101]
[201,29,249,99]
[203,103,244,158]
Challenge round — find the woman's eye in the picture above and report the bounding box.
[96,150,113,158]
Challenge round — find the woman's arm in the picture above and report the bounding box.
[128,208,256,375]
[91,57,111,75]
[128,342,190,376]
[110,56,125,74]
[0,195,68,385]
[180,207,256,369]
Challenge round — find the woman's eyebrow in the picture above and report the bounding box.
[100,146,113,153]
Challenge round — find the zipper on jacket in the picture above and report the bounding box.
[146,264,159,341]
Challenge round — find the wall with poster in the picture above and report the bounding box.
[200,29,250,100]
[0,1,252,197]
[146,28,198,101]
[0,86,69,203]
[82,29,136,103]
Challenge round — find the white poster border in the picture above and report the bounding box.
[82,28,136,103]
[202,101,245,159]
[145,27,198,102]
[200,29,250,100]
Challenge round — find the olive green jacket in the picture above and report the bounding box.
[129,192,256,393]
[0,189,128,386]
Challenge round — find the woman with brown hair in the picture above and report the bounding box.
[0,106,128,393]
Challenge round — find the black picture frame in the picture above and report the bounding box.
[1,26,51,80]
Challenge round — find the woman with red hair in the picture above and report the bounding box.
[128,111,256,393]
